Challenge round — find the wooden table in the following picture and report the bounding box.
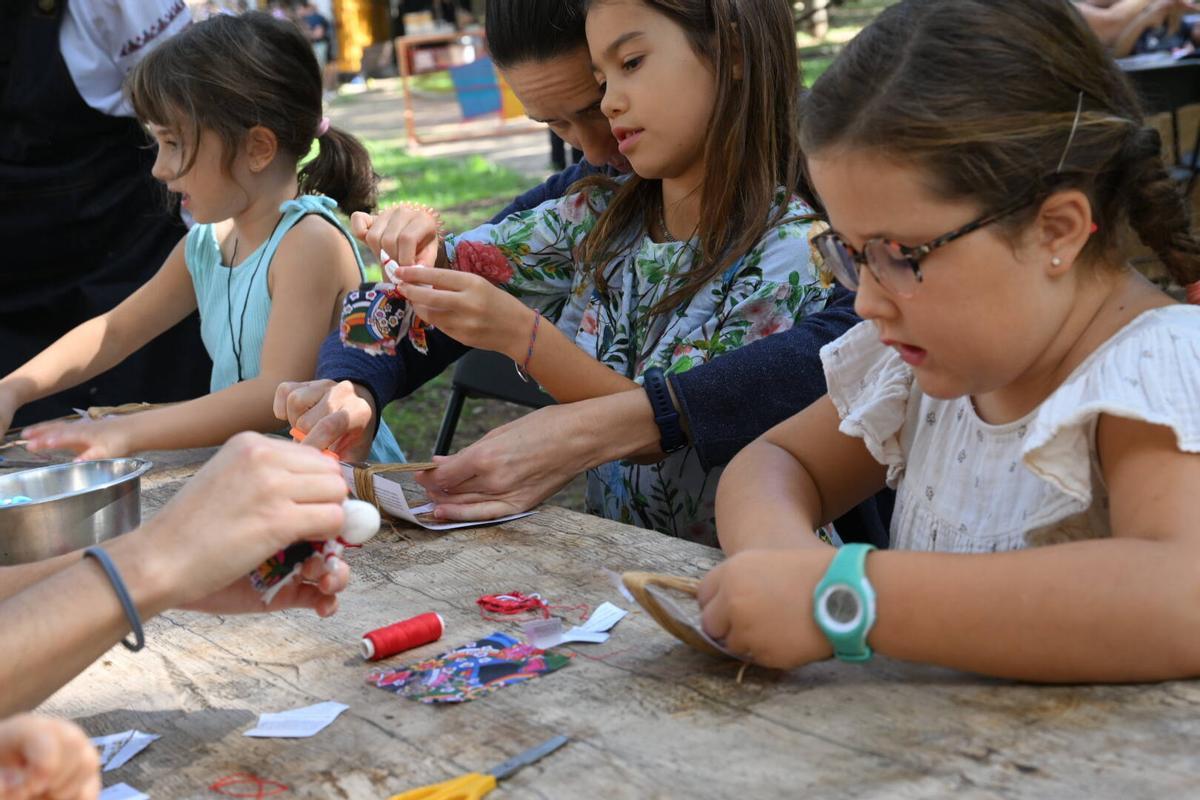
[33,448,1200,798]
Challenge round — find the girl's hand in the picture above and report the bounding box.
[392,266,533,359]
[273,379,376,462]
[22,418,132,461]
[0,714,101,800]
[350,205,441,272]
[697,548,836,669]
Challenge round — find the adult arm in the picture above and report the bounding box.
[0,434,348,715]
[415,294,866,521]
[671,287,859,470]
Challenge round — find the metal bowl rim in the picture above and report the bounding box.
[0,458,154,508]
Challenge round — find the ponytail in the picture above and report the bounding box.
[1113,126,1200,301]
[300,125,378,215]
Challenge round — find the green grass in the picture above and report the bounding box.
[410,72,456,94]
[366,139,532,233]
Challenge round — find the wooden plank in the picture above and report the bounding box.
[35,451,1200,798]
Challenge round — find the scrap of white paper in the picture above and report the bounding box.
[339,464,533,531]
[99,784,149,800]
[91,730,159,772]
[243,701,349,738]
[521,602,629,648]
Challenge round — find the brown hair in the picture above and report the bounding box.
[799,0,1200,294]
[576,0,804,315]
[128,12,377,214]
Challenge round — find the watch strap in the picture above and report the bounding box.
[813,543,877,662]
[642,367,686,453]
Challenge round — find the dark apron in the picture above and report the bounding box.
[0,0,210,426]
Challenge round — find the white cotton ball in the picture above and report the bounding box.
[341,498,381,545]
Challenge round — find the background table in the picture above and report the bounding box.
[30,448,1200,798]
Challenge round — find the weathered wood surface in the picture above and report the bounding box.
[26,447,1200,799]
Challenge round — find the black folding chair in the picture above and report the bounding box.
[1119,55,1200,197]
[433,349,554,456]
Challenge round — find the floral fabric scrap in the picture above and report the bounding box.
[338,243,515,357]
[339,282,426,356]
[368,631,570,704]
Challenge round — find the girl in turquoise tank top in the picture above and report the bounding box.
[1,13,404,463]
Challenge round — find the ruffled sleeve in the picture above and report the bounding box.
[1024,306,1200,504]
[820,320,916,487]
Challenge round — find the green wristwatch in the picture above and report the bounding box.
[812,543,877,662]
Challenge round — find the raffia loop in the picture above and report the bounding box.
[351,462,436,514]
[622,572,729,659]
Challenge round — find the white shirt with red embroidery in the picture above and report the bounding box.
[59,0,190,117]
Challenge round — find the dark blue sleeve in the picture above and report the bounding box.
[490,162,597,223]
[667,286,861,470]
[316,327,470,414]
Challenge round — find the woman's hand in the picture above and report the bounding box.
[181,552,350,618]
[0,714,100,800]
[274,379,376,462]
[22,418,132,461]
[413,403,593,520]
[697,548,836,669]
[126,433,348,615]
[392,266,533,359]
[350,205,441,272]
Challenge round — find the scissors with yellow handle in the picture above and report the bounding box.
[388,734,569,800]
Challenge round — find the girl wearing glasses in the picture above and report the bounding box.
[699,0,1200,681]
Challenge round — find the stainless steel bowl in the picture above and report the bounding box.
[0,459,153,565]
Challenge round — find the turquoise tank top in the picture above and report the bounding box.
[184,194,406,463]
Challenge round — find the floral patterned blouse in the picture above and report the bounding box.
[444,182,832,546]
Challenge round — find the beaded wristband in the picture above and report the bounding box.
[514,309,542,382]
[83,546,146,652]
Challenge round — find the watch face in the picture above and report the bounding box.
[824,586,861,628]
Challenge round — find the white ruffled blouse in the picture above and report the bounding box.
[821,306,1200,552]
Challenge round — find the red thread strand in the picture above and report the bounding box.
[209,773,289,798]
[476,592,550,619]
[362,612,444,661]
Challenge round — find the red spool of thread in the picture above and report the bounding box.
[362,612,445,661]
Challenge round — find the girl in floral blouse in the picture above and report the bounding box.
[355,0,833,544]
[700,0,1200,682]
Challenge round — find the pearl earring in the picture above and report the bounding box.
[1051,256,1063,267]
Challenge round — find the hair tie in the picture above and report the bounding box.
[316,116,331,138]
[1187,281,1200,305]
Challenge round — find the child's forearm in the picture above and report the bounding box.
[716,440,827,553]
[867,538,1200,682]
[116,377,287,453]
[514,320,640,403]
[0,315,136,410]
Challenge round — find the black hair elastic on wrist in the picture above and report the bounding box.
[83,547,145,652]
